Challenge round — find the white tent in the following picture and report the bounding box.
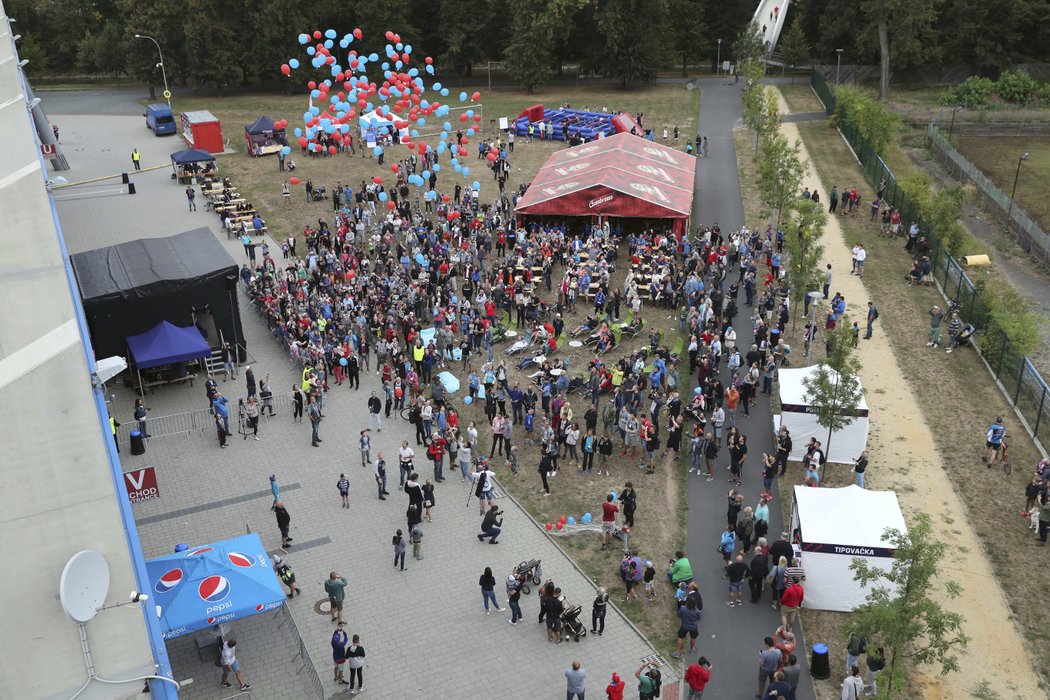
[776,365,869,464]
[790,485,906,612]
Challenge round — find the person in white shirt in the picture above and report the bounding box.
[854,245,867,278]
[473,460,497,514]
[398,441,415,488]
[220,639,251,691]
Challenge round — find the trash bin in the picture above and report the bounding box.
[130,430,146,456]
[810,642,830,680]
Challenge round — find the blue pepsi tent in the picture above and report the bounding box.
[145,533,285,639]
[126,321,210,370]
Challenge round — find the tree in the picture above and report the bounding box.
[801,327,863,479]
[667,0,706,75]
[15,33,51,75]
[861,0,943,101]
[439,0,494,76]
[181,0,240,89]
[756,133,806,230]
[503,6,554,92]
[777,22,811,79]
[784,198,827,332]
[847,514,969,696]
[593,0,668,87]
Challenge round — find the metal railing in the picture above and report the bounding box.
[811,69,1049,455]
[276,605,325,699]
[118,390,295,446]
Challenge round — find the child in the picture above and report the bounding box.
[422,479,435,522]
[674,581,687,608]
[524,408,535,446]
[851,321,860,347]
[599,433,613,476]
[392,529,406,572]
[337,473,349,508]
[643,560,657,602]
[410,523,424,560]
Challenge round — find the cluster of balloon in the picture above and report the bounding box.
[279,26,499,213]
[546,512,592,530]
[581,512,593,524]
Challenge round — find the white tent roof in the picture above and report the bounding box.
[779,365,869,411]
[794,485,905,549]
[359,109,394,128]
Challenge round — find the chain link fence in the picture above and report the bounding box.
[925,122,1050,265]
[811,70,1050,455]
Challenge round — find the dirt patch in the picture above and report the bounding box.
[788,115,1046,699]
[778,84,826,115]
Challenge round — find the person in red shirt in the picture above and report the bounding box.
[605,672,625,700]
[780,577,805,630]
[600,494,619,550]
[684,657,712,699]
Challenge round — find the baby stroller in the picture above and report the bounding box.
[560,604,588,642]
[311,186,328,201]
[514,559,543,594]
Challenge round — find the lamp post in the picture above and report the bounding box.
[835,49,843,86]
[134,34,170,108]
[716,39,721,76]
[948,105,963,140]
[1006,151,1030,227]
[805,291,823,366]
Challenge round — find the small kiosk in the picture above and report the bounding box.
[244,116,287,157]
[180,110,225,154]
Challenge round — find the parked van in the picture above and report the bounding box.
[145,103,176,135]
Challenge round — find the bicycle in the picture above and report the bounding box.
[999,440,1012,475]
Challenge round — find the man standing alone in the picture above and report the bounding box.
[325,572,348,624]
[565,659,586,700]
[864,301,879,339]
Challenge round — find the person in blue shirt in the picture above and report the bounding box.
[212,394,231,435]
[984,417,1006,465]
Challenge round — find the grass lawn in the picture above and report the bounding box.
[955,133,1050,235]
[173,82,695,660]
[796,118,1050,658]
[159,83,698,253]
[778,84,825,114]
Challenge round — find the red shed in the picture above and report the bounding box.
[180,110,225,154]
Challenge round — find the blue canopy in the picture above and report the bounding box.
[146,533,285,639]
[127,321,210,369]
[170,148,215,165]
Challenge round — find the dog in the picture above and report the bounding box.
[1026,506,1040,530]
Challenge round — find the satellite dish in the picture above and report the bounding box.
[95,356,128,384]
[60,550,110,623]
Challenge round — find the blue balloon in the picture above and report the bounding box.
[466,109,474,118]
[440,88,449,97]
[581,512,593,524]
[567,516,576,526]
[426,64,434,74]
[324,39,334,49]
[311,89,320,99]
[462,167,470,176]
[368,53,379,62]
[325,28,337,39]
[378,191,388,201]
[339,358,348,366]
[443,121,452,131]
[374,146,383,156]
[298,33,309,45]
[307,46,316,56]
[281,146,291,155]
[396,42,404,50]
[294,127,302,137]
[433,163,441,172]
[404,44,413,54]
[433,82,443,91]
[472,180,480,189]
[382,62,390,70]
[289,58,300,69]
[463,396,473,404]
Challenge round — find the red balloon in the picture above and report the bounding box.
[459,113,468,122]
[385,31,394,41]
[472,91,481,101]
[353,27,362,39]
[558,515,568,524]
[473,114,482,122]
[387,201,396,210]
[297,136,308,148]
[556,522,564,530]
[545,522,552,531]
[425,56,433,65]
[313,30,322,39]
[446,213,456,222]
[486,153,496,162]
[391,164,399,173]
[280,64,291,76]
[372,176,382,184]
[395,387,403,398]
[441,194,451,202]
[328,145,337,154]
[308,80,317,89]
[289,177,300,185]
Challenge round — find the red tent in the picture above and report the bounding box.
[514,132,695,234]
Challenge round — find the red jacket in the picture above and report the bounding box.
[605,679,625,700]
[781,583,805,608]
[685,663,710,690]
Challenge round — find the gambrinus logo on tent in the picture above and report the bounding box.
[227,552,254,568]
[154,568,183,593]
[198,575,232,604]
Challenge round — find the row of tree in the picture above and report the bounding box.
[7,0,753,90]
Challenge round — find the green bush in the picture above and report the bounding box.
[996,70,1039,105]
[940,76,995,109]
[831,86,898,154]
[1035,83,1050,106]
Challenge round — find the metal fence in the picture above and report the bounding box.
[811,70,1050,455]
[276,605,326,699]
[925,123,1050,265]
[118,390,295,446]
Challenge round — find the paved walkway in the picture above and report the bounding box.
[683,78,816,700]
[51,104,676,700]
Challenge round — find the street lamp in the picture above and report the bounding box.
[835,49,844,86]
[716,39,722,76]
[948,105,963,140]
[1006,151,1030,227]
[134,34,170,108]
[805,291,823,366]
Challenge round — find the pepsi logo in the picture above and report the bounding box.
[154,568,183,593]
[207,616,217,625]
[186,547,213,556]
[198,575,232,603]
[227,552,254,568]
[255,603,264,612]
